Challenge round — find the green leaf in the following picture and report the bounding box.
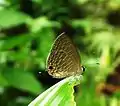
[30,17,53,33]
[0,34,32,50]
[0,72,9,87]
[35,29,54,69]
[28,75,83,106]
[30,17,60,33]
[90,32,116,52]
[3,68,42,94]
[0,9,30,28]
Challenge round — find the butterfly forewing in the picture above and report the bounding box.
[46,33,82,78]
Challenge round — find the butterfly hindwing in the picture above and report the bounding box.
[46,33,82,78]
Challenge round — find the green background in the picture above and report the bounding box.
[0,0,120,106]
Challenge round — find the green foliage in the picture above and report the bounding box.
[0,0,120,106]
[3,67,42,94]
[28,76,82,106]
[0,9,30,28]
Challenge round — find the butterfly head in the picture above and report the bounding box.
[81,66,85,74]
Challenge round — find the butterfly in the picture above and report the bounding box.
[46,33,85,78]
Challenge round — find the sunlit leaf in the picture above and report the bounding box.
[0,34,32,50]
[28,75,83,106]
[0,9,31,28]
[0,72,9,87]
[3,68,42,94]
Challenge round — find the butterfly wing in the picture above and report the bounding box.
[46,33,82,78]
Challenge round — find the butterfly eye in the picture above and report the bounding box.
[81,66,85,72]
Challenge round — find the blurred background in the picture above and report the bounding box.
[0,0,120,106]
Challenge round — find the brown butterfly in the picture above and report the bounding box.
[46,33,85,78]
